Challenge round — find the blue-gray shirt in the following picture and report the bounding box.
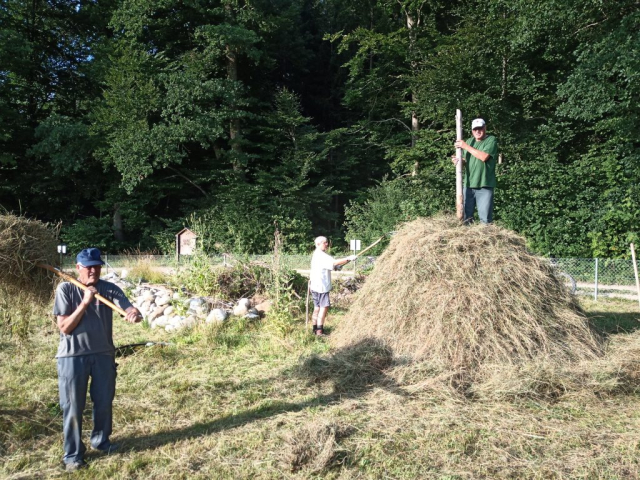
[53,280,132,358]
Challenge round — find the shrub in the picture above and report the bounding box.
[61,216,114,254]
[173,249,219,296]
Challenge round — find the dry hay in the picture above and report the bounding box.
[0,213,59,301]
[469,324,640,400]
[333,215,603,378]
[590,329,640,395]
[279,420,352,473]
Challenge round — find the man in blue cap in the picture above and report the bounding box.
[53,248,141,471]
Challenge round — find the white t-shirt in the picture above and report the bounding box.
[310,249,335,293]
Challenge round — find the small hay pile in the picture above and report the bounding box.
[280,420,352,473]
[333,216,603,376]
[0,214,59,301]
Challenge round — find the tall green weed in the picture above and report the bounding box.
[264,230,307,339]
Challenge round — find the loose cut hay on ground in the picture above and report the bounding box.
[0,214,59,300]
[333,216,603,376]
[279,420,352,473]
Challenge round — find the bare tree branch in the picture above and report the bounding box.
[166,166,208,198]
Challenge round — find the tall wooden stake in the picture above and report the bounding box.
[631,243,640,309]
[455,109,463,220]
[305,280,310,327]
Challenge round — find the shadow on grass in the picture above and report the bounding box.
[120,338,404,452]
[587,311,640,335]
[0,405,60,442]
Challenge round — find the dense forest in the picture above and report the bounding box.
[0,0,638,257]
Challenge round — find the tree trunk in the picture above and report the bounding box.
[407,11,420,176]
[113,205,124,242]
[225,2,243,174]
[227,44,241,155]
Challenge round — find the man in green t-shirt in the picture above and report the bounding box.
[452,118,499,223]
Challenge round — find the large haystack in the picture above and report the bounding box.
[333,216,603,372]
[0,214,59,300]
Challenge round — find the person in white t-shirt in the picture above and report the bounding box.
[310,236,356,336]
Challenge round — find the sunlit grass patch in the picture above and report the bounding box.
[3,298,640,478]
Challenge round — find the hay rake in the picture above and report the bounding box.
[37,263,129,317]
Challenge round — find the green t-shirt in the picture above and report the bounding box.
[464,135,498,188]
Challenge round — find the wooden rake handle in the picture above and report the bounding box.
[37,263,128,317]
[355,231,395,258]
[355,237,384,258]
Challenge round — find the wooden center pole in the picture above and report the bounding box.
[455,109,463,221]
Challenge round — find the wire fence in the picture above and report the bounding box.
[550,258,639,300]
[61,254,639,301]
[61,254,315,271]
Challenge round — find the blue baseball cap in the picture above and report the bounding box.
[76,248,105,267]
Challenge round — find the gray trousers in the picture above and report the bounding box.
[57,354,116,464]
[464,187,494,224]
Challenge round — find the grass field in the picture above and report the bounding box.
[2,297,640,479]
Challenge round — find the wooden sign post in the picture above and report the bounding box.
[455,109,464,221]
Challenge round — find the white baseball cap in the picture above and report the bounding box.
[471,118,486,129]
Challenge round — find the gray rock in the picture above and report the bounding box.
[136,291,154,305]
[254,300,272,314]
[181,316,198,328]
[154,315,169,327]
[233,304,248,317]
[189,297,204,310]
[237,298,251,309]
[206,309,228,324]
[140,300,152,313]
[156,295,171,307]
[148,306,165,322]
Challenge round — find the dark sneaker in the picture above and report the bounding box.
[65,461,87,472]
[315,329,327,337]
[92,443,120,454]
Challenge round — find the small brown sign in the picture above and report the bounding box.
[176,228,197,256]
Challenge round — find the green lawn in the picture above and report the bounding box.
[1,297,640,479]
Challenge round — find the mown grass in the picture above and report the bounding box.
[1,297,640,479]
